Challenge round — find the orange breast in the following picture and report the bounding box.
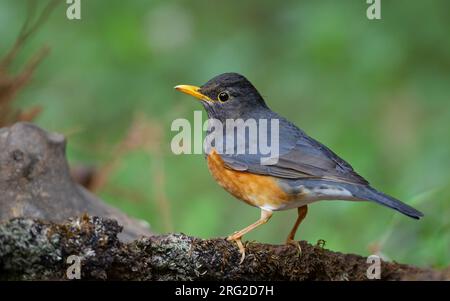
[206,149,293,210]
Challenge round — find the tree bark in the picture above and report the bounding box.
[0,216,448,280]
[0,122,151,241]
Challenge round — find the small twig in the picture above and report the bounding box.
[0,0,60,70]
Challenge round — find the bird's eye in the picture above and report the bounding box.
[218,91,230,102]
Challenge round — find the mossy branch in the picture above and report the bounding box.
[1,216,448,281]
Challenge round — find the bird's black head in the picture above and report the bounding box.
[175,73,269,121]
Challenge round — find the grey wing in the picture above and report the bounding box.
[220,117,369,185]
[217,116,425,219]
[275,134,369,185]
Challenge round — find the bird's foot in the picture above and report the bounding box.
[286,238,302,257]
[227,235,246,264]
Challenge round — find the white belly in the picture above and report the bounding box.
[259,184,358,211]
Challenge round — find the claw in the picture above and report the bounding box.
[286,239,302,257]
[227,235,246,264]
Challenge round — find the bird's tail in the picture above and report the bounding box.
[346,185,424,219]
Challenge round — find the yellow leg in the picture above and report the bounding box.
[227,209,273,263]
[286,206,308,254]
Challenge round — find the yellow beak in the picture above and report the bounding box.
[174,85,213,102]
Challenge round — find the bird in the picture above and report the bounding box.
[175,72,423,262]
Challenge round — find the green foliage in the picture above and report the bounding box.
[1,0,449,267]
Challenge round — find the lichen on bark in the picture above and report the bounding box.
[0,216,448,281]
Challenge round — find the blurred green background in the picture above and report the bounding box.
[1,0,449,268]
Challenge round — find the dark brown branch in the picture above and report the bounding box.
[0,216,448,281]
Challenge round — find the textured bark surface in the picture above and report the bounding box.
[0,216,448,281]
[0,122,151,241]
